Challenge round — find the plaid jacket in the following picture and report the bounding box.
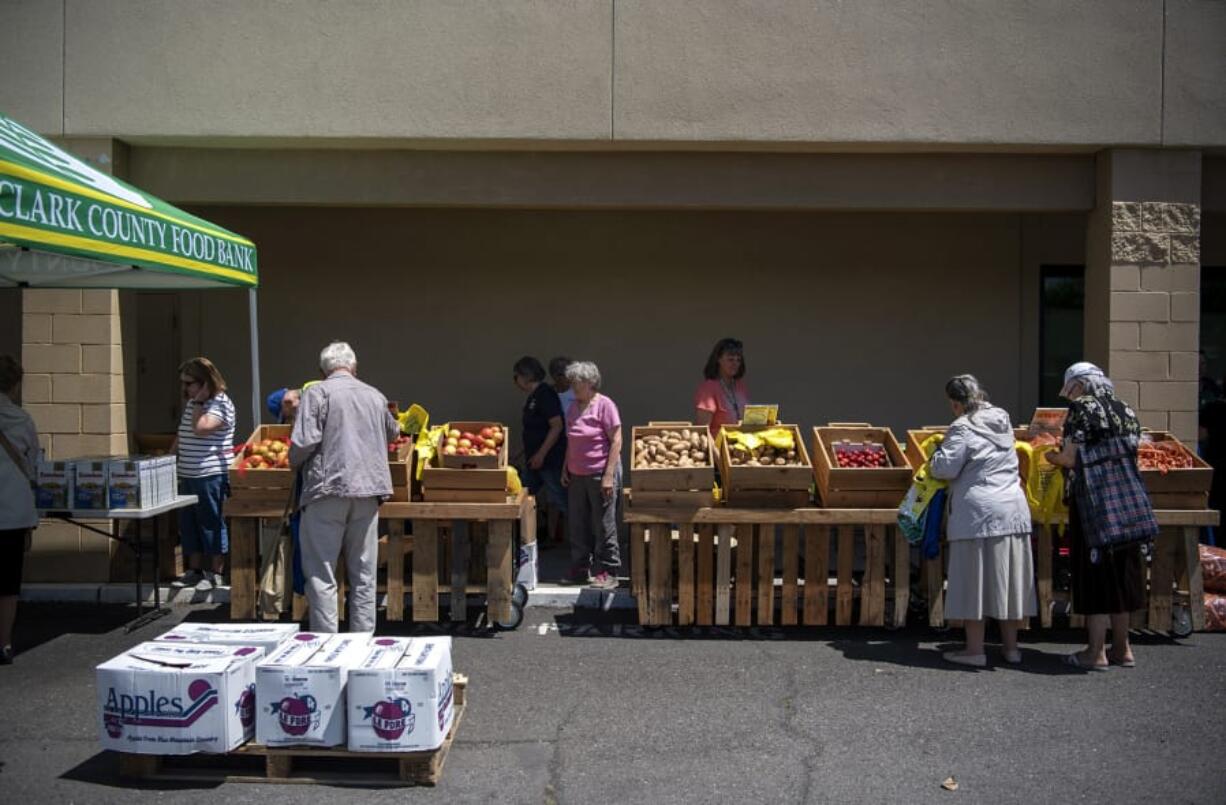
[1073,434,1158,552]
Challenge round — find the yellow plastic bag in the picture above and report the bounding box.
[1016,440,1066,526]
[506,467,522,495]
[396,403,429,437]
[898,433,949,544]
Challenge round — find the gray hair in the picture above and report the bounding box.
[565,360,601,389]
[319,341,357,374]
[945,374,989,412]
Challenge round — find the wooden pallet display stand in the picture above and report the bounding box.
[627,502,909,628]
[812,424,913,508]
[716,423,813,508]
[381,491,534,626]
[117,674,468,786]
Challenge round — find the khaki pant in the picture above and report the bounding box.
[299,495,380,633]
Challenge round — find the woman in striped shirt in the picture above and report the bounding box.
[172,357,235,591]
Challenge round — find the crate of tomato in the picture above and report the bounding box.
[1137,431,1212,508]
[813,424,912,507]
[420,422,510,503]
[717,424,812,508]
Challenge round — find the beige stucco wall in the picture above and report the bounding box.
[141,207,1084,451]
[2,1,1223,148]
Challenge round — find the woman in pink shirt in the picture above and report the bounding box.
[694,337,748,437]
[560,361,622,590]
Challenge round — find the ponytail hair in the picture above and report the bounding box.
[945,374,989,413]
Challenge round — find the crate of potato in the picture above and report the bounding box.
[717,424,812,508]
[1138,431,1212,508]
[630,425,715,506]
[421,422,511,503]
[813,425,912,507]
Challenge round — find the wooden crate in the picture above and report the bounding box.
[717,423,812,508]
[904,427,947,470]
[1140,431,1213,508]
[421,422,509,503]
[630,424,715,495]
[812,425,912,507]
[117,675,467,787]
[387,440,414,502]
[228,424,295,507]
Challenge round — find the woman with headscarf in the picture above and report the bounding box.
[1046,362,1152,670]
[928,374,1035,667]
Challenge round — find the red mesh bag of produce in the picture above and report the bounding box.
[1204,594,1226,632]
[1200,544,1226,595]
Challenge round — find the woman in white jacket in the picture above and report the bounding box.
[0,355,39,665]
[929,375,1036,668]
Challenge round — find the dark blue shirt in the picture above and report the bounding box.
[522,384,566,469]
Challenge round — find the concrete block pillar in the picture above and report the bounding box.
[1085,150,1201,444]
[21,138,130,582]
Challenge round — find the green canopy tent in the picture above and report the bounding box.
[0,112,265,427]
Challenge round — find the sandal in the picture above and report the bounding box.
[1062,653,1109,672]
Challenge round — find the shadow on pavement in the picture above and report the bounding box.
[12,603,147,655]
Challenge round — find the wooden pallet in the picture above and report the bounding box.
[117,675,468,787]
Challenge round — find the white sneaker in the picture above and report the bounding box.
[942,651,987,668]
[210,572,227,589]
[171,570,203,588]
[195,574,215,592]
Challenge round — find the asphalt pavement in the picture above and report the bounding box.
[1,602,1224,804]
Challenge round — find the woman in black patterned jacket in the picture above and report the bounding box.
[1047,362,1146,671]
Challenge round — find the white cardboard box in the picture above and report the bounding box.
[347,637,454,752]
[35,460,74,509]
[73,458,110,509]
[108,457,156,509]
[96,641,264,755]
[155,623,300,655]
[256,632,371,747]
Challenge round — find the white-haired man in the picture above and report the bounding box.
[290,342,399,633]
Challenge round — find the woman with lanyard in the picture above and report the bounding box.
[694,338,748,437]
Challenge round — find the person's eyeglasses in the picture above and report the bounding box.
[181,379,200,387]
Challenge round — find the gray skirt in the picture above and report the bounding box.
[945,533,1037,621]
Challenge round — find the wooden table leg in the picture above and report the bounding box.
[757,524,776,626]
[677,522,695,626]
[696,525,715,626]
[836,525,854,626]
[860,524,885,627]
[1148,527,1177,632]
[734,523,755,626]
[451,520,469,622]
[386,519,405,621]
[1182,526,1206,632]
[925,548,944,628]
[716,524,733,626]
[781,525,799,626]
[413,520,439,621]
[892,525,910,628]
[229,517,257,620]
[631,524,648,624]
[648,524,673,626]
[486,520,513,624]
[803,525,829,625]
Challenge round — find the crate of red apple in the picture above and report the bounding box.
[421,422,511,502]
[812,425,912,507]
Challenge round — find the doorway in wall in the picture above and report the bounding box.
[136,293,183,434]
[1039,265,1085,407]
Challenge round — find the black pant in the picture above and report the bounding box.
[0,529,28,597]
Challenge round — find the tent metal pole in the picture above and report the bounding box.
[248,287,262,430]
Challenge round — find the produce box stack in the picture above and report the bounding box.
[347,637,455,752]
[387,433,414,502]
[629,424,715,506]
[812,424,912,507]
[420,422,510,503]
[256,632,372,748]
[96,641,264,755]
[1137,431,1212,508]
[717,424,812,507]
[154,622,300,655]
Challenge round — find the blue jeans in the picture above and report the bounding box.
[523,465,567,513]
[178,475,229,556]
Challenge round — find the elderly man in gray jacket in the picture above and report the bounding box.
[290,342,400,633]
